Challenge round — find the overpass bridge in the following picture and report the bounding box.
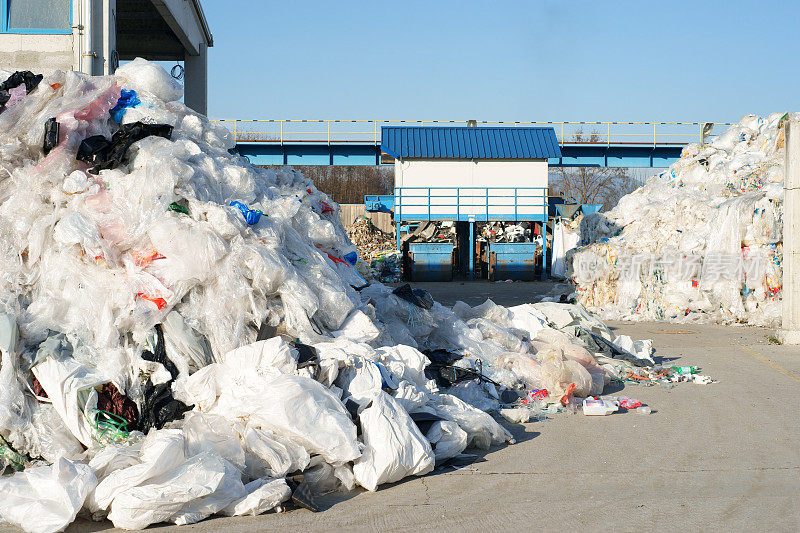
[213,119,732,168]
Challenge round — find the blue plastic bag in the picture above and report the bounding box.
[110,89,141,123]
[230,201,262,225]
[343,250,358,266]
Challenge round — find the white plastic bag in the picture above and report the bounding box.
[242,424,310,479]
[32,355,108,447]
[107,452,239,530]
[0,457,97,533]
[183,412,246,471]
[115,57,184,102]
[89,429,186,512]
[220,477,291,516]
[433,394,512,450]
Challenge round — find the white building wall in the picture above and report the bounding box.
[395,158,548,189]
[0,34,75,74]
[394,158,549,219]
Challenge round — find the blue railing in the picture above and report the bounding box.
[393,187,548,222]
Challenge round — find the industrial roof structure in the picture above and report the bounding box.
[381,126,562,160]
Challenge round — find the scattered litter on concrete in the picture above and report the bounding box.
[570,114,789,326]
[0,61,709,533]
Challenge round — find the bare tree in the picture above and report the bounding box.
[549,131,641,209]
[259,165,393,204]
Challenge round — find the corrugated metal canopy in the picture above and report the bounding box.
[381,126,562,160]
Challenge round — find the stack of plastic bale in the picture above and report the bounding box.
[0,60,670,533]
[570,113,788,326]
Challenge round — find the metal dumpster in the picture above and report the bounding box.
[487,242,540,281]
[408,243,454,281]
[581,203,603,215]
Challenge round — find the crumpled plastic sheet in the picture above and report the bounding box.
[0,60,663,532]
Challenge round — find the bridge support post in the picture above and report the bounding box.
[779,117,800,344]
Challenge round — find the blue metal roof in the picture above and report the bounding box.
[381,126,562,160]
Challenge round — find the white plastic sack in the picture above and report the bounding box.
[180,365,361,465]
[353,391,435,491]
[332,309,381,343]
[220,337,298,376]
[551,220,580,279]
[426,420,468,462]
[241,374,361,464]
[335,357,385,405]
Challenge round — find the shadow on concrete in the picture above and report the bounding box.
[602,380,627,394]
[65,519,114,532]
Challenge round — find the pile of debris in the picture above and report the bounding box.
[346,217,394,262]
[0,61,707,533]
[479,221,538,243]
[346,217,401,282]
[570,114,788,326]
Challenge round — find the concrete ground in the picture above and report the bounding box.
[5,282,800,532]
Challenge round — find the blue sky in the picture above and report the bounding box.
[202,0,798,123]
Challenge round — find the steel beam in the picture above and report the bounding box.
[234,142,684,169]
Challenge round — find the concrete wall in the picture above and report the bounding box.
[0,34,74,74]
[394,158,549,189]
[340,204,394,234]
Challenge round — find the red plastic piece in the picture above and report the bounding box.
[327,253,347,265]
[137,293,167,310]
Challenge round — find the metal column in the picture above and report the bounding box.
[541,221,548,280]
[469,221,474,280]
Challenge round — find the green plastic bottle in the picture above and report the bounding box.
[671,365,699,375]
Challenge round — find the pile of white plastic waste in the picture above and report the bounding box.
[0,61,669,533]
[570,113,788,326]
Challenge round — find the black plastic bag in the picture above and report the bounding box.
[76,135,111,166]
[425,363,501,389]
[294,341,317,367]
[43,118,59,155]
[101,122,173,170]
[425,349,461,366]
[140,324,179,380]
[76,122,173,172]
[409,411,445,434]
[392,283,434,310]
[256,319,277,341]
[0,71,43,113]
[136,380,190,433]
[0,71,43,93]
